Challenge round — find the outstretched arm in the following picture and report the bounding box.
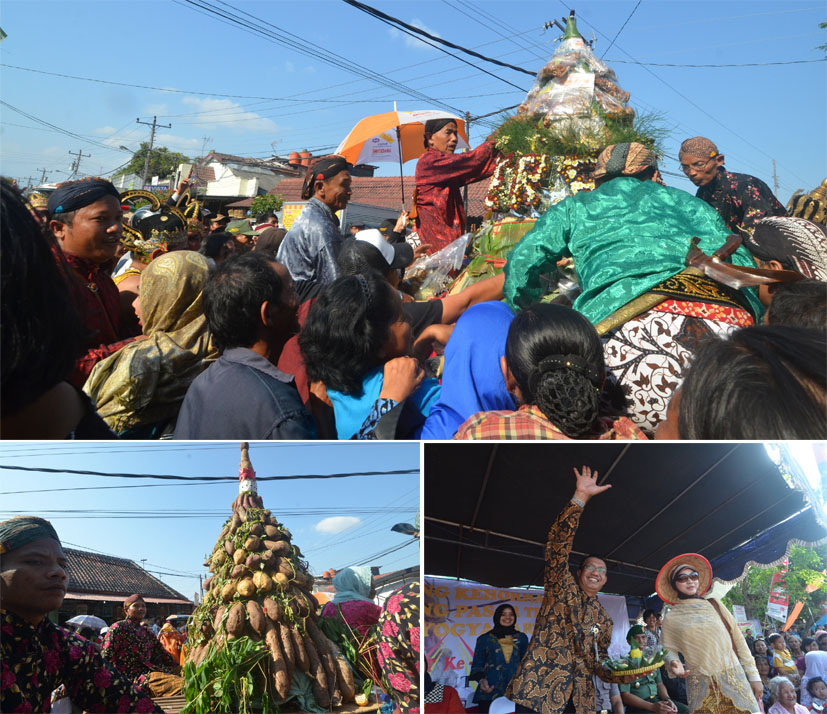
[544,466,609,586]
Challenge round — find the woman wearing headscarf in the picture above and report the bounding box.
[420,301,515,439]
[376,582,420,714]
[101,594,181,696]
[469,604,530,712]
[414,118,499,253]
[84,251,217,438]
[0,516,164,713]
[656,553,761,713]
[801,651,827,707]
[321,566,382,637]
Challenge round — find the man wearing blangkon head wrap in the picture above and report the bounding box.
[276,155,352,303]
[48,178,141,386]
[0,516,165,713]
[414,117,499,253]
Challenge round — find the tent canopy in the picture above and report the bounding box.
[424,443,824,598]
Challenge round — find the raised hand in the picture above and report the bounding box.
[573,465,611,504]
[669,660,688,678]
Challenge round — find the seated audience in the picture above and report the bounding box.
[84,251,217,438]
[768,676,807,714]
[175,253,317,439]
[455,303,646,440]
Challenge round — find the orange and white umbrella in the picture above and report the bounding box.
[336,109,469,166]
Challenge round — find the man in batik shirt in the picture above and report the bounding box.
[0,516,163,713]
[507,466,618,714]
[679,136,785,238]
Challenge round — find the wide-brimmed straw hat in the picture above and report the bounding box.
[655,553,712,605]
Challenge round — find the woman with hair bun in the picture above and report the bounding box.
[455,303,645,440]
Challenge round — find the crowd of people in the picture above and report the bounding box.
[425,467,826,714]
[1,122,825,440]
[0,514,420,714]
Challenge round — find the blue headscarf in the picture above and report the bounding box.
[420,301,516,439]
[332,566,374,604]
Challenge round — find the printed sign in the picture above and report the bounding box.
[767,558,790,621]
[424,576,629,708]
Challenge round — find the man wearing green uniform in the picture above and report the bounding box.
[620,626,687,714]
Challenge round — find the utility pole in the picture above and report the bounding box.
[463,110,471,230]
[25,175,33,189]
[136,116,172,188]
[772,159,779,197]
[68,148,90,179]
[36,167,47,184]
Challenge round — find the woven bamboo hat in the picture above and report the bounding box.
[655,553,712,605]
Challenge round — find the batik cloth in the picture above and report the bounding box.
[83,251,217,436]
[661,598,759,714]
[504,177,763,324]
[469,630,530,703]
[454,404,646,441]
[62,252,138,386]
[507,501,613,714]
[376,582,420,714]
[602,300,754,434]
[101,618,177,686]
[694,166,785,237]
[414,142,498,253]
[1,609,163,713]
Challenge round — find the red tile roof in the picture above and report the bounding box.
[191,166,215,184]
[64,547,190,602]
[269,176,491,216]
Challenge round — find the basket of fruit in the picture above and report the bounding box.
[601,644,665,680]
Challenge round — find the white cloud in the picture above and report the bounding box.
[284,61,295,73]
[314,516,361,535]
[143,103,169,116]
[181,96,278,133]
[92,126,117,136]
[154,133,202,153]
[389,19,441,50]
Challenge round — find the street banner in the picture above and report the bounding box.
[424,576,629,708]
[732,605,747,622]
[767,558,790,622]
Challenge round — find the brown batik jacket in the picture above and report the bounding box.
[506,500,613,714]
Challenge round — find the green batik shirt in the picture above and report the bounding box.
[503,177,763,324]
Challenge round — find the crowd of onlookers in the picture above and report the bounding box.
[2,149,825,441]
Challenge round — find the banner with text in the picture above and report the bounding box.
[767,558,790,622]
[424,576,630,707]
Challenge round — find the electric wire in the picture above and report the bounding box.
[0,464,418,481]
[600,0,643,59]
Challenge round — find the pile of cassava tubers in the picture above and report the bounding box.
[185,490,355,708]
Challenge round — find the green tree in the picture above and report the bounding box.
[818,21,827,54]
[722,545,827,629]
[114,142,191,181]
[250,194,284,217]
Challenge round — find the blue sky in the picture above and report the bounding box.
[0,1,824,202]
[0,442,420,603]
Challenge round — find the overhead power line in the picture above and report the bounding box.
[0,464,419,481]
[600,0,643,59]
[175,0,464,114]
[0,100,130,154]
[341,0,536,78]
[606,58,827,67]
